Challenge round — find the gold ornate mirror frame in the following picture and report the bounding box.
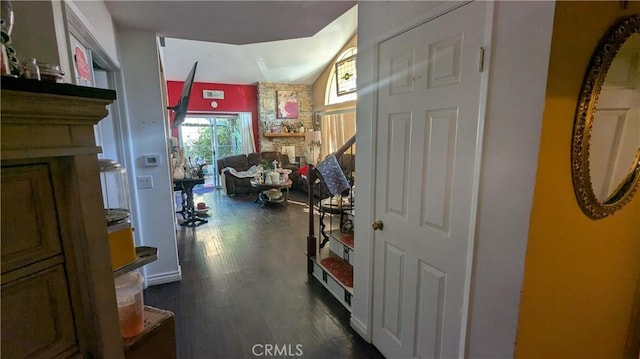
[571,14,640,219]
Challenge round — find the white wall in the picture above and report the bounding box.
[466,2,554,357]
[116,28,181,285]
[65,0,120,67]
[10,1,65,71]
[11,1,179,285]
[10,0,119,83]
[93,69,119,161]
[354,1,555,357]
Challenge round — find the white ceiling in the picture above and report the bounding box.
[105,1,358,85]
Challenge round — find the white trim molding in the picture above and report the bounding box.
[145,266,182,286]
[350,316,370,342]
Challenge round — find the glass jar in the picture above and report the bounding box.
[22,58,40,80]
[99,159,131,226]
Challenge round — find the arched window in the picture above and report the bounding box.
[326,47,357,105]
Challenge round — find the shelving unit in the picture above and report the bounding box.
[310,203,355,310]
[122,306,176,359]
[113,247,158,278]
[305,143,356,312]
[110,239,171,359]
[327,229,354,250]
[263,133,305,138]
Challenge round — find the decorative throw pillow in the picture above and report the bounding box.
[299,165,310,177]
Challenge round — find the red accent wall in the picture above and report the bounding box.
[167,81,260,151]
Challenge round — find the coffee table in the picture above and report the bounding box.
[250,179,293,207]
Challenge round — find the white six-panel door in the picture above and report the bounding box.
[590,38,640,200]
[372,2,489,358]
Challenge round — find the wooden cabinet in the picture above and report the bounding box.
[1,77,124,358]
[1,164,62,273]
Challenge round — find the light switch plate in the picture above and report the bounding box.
[136,175,153,189]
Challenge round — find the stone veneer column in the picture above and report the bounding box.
[257,82,313,163]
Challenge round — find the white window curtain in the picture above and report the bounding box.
[320,111,356,159]
[239,112,255,154]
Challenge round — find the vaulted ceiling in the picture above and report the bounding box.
[105,1,358,85]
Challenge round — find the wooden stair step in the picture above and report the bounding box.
[327,229,355,250]
[319,256,353,288]
[341,234,354,249]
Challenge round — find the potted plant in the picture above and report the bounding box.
[260,159,274,171]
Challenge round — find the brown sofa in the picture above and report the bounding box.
[217,151,300,196]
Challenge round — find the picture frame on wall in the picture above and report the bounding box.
[276,90,298,119]
[314,112,321,128]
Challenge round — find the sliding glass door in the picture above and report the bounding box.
[180,115,242,187]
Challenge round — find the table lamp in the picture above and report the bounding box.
[305,130,322,164]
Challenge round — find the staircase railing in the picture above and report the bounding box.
[332,134,356,159]
[306,134,355,274]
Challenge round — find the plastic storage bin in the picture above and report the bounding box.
[115,271,145,338]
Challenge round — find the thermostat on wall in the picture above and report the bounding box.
[203,89,224,99]
[142,155,160,167]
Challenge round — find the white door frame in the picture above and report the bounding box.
[63,3,142,254]
[353,2,556,357]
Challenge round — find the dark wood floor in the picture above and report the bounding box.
[144,188,384,359]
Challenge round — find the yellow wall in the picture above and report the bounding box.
[516,2,640,358]
[311,35,357,113]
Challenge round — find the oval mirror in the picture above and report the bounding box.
[572,15,640,219]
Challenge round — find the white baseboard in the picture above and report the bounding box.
[350,316,370,342]
[145,266,182,286]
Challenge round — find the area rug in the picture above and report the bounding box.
[320,257,353,288]
[341,234,354,249]
[192,183,216,195]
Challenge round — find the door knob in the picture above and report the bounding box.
[372,220,384,231]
